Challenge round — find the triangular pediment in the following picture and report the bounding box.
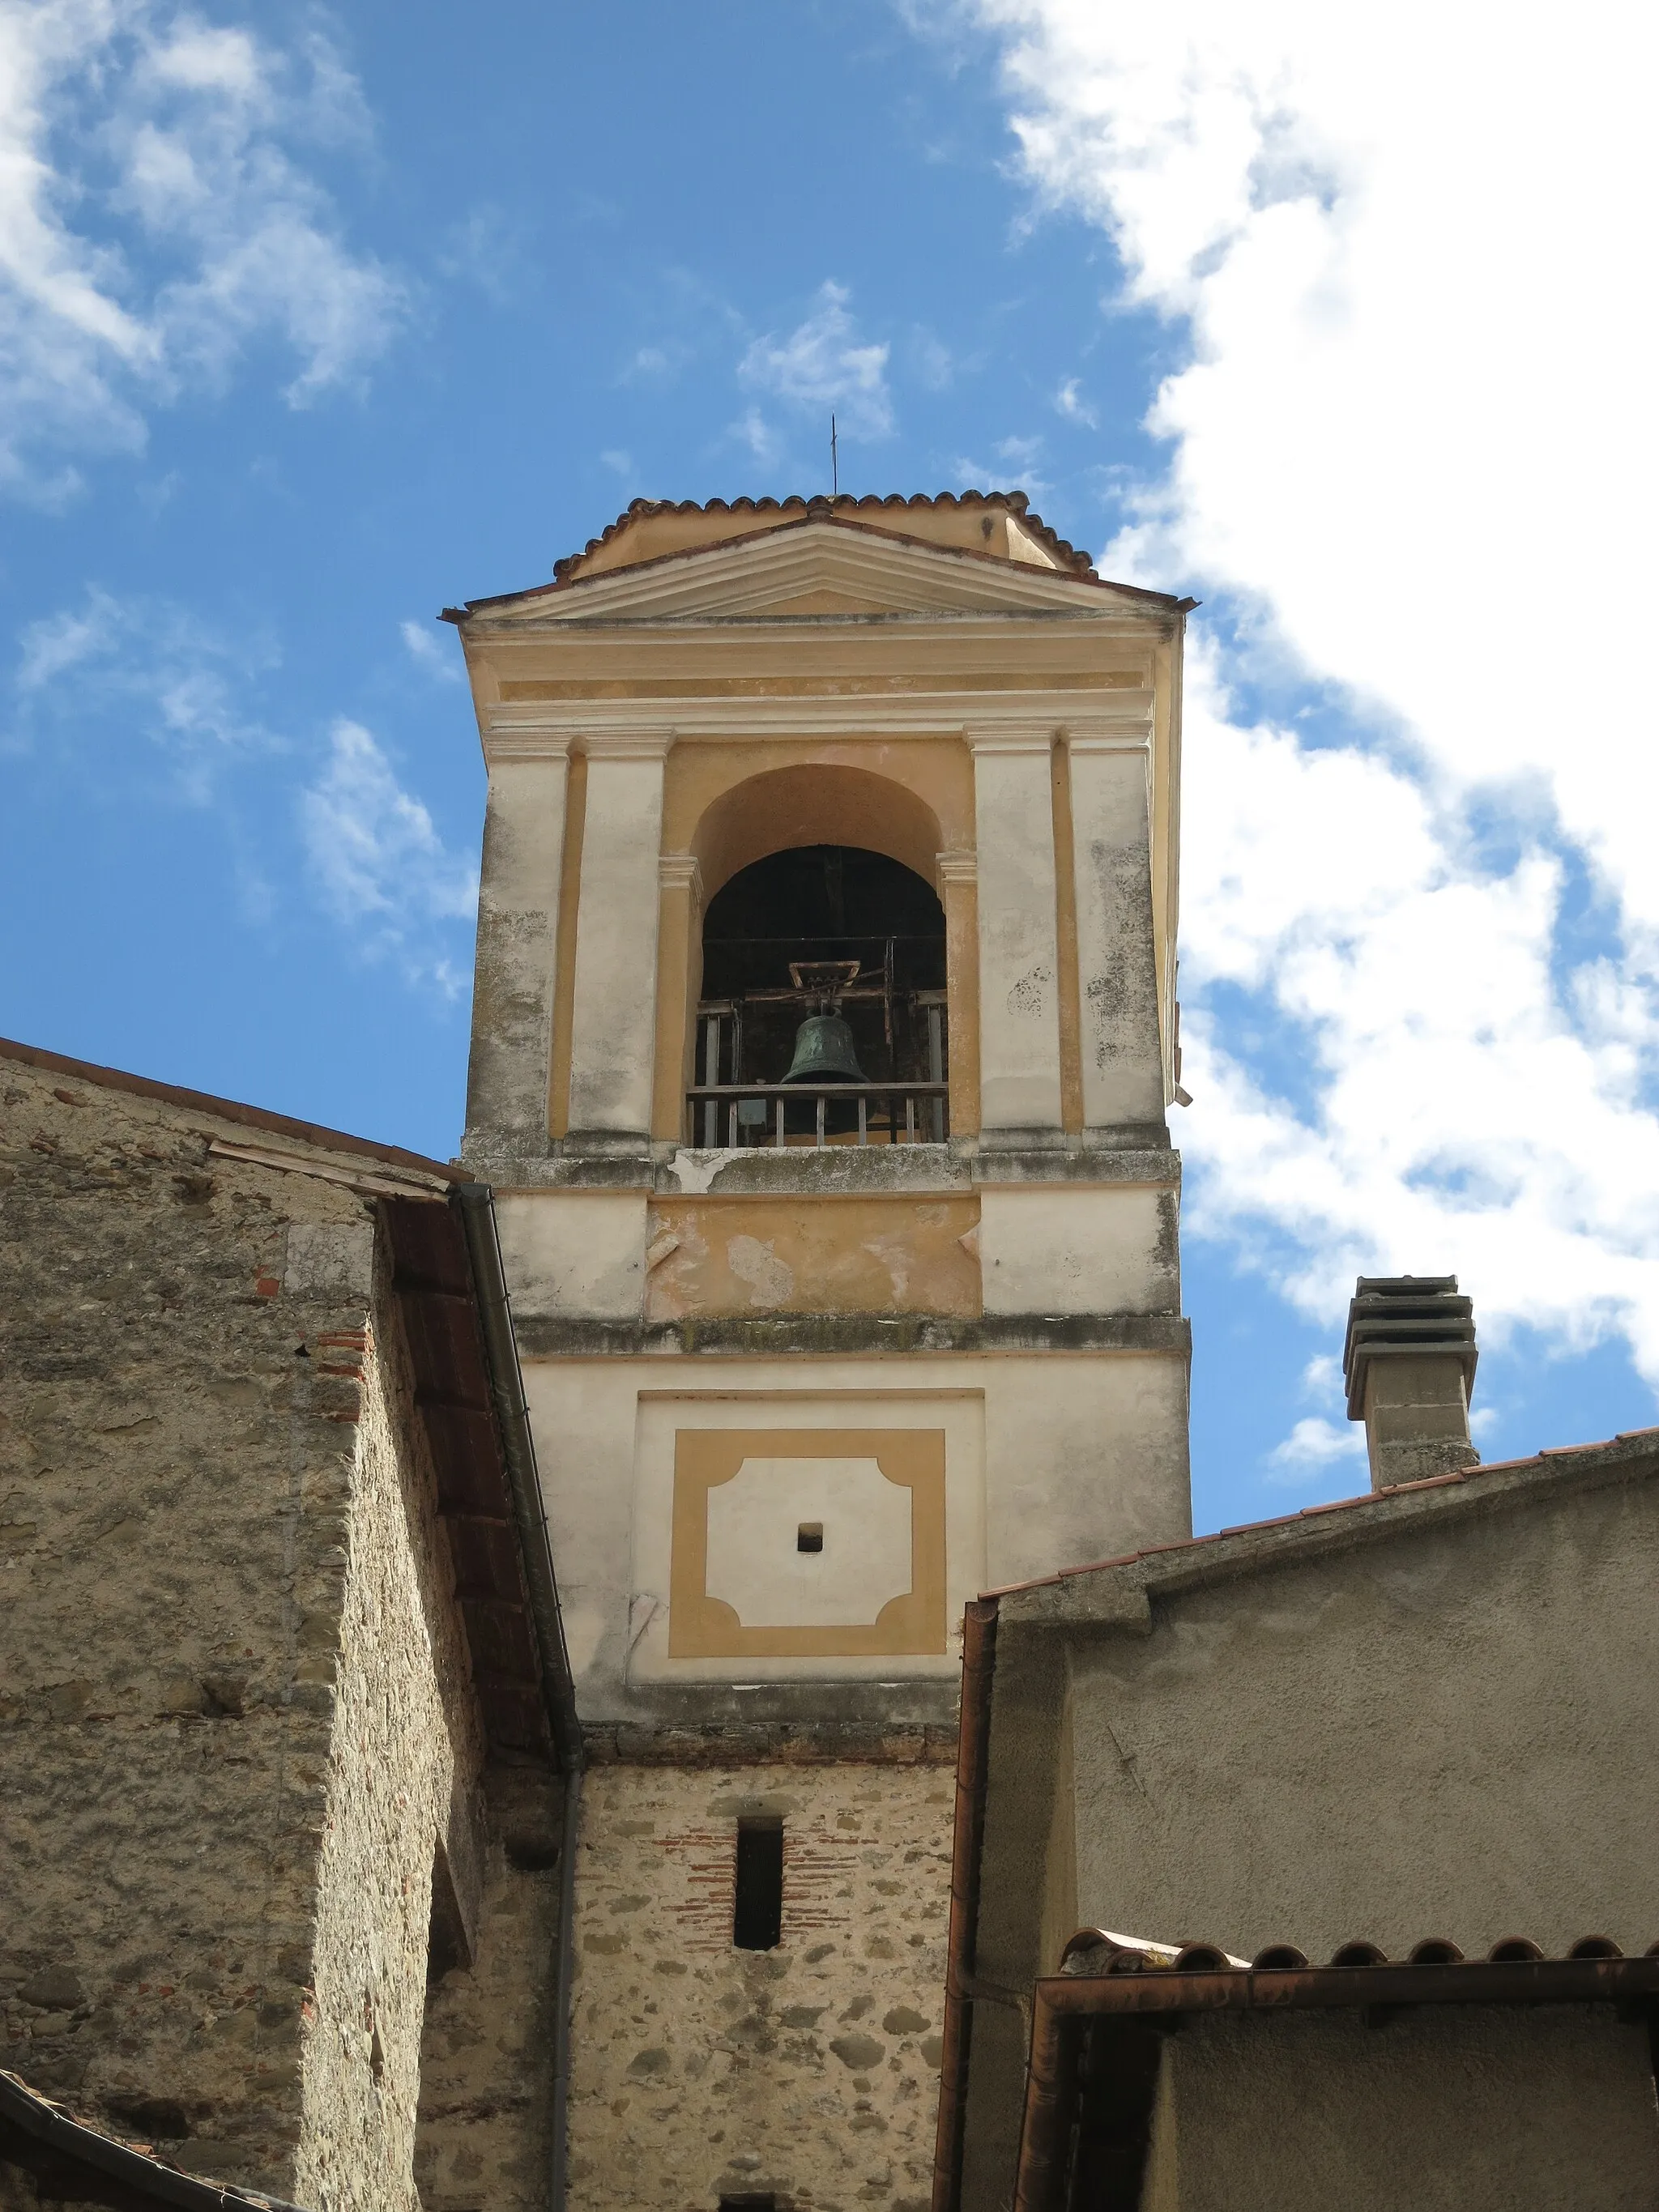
[464,519,1171,626]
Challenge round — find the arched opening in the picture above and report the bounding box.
[691,845,949,1146]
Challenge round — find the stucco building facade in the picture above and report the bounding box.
[445,491,1196,2211]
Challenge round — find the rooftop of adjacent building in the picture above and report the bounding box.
[979,1421,1659,1613]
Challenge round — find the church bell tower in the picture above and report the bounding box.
[447,491,1192,2212]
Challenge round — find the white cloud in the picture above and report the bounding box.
[0,1,403,496]
[740,281,894,441]
[299,718,476,991]
[731,406,783,467]
[1054,376,1095,428]
[1266,1417,1365,1484]
[10,583,275,796]
[959,0,1659,1399]
[400,619,460,683]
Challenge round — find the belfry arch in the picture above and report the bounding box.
[693,842,949,1145]
[690,761,944,901]
[665,761,967,1146]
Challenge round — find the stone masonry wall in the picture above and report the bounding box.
[0,1057,501,2211]
[293,1221,488,2212]
[567,1757,956,2212]
[416,1762,564,2212]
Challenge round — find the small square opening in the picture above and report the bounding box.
[796,1522,824,1554]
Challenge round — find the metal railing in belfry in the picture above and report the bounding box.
[684,1082,949,1149]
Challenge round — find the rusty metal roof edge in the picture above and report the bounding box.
[987,1424,1659,1618]
[1034,1950,1659,2015]
[1009,1953,1659,2212]
[0,1034,462,1187]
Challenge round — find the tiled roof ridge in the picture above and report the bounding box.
[983,1423,1659,1601]
[549,489,1096,584]
[1059,1929,1659,1974]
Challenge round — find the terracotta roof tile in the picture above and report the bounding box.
[549,488,1097,585]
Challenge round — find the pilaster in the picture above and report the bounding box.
[567,731,675,1140]
[463,714,571,1160]
[1068,715,1167,1132]
[966,731,1064,1134]
[653,850,705,1142]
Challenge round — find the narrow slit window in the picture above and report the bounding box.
[797,1521,824,1554]
[732,1818,784,1951]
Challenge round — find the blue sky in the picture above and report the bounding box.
[5,0,1657,1532]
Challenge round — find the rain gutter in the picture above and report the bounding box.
[929,1596,1000,2212]
[450,1183,584,2212]
[1013,1950,1659,2212]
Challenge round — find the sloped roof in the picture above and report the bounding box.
[986,1425,1659,1615]
[441,491,1201,624]
[552,490,1096,584]
[0,2065,306,2210]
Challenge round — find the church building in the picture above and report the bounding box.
[443,490,1196,2210]
[6,489,1652,2212]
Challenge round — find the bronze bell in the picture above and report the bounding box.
[781,1013,866,1087]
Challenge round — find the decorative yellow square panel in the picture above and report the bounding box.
[669,1429,947,1660]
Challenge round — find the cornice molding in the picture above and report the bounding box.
[965,724,1057,756]
[579,728,676,761]
[935,849,978,887]
[658,851,703,902]
[474,692,1161,745]
[473,522,1158,626]
[480,708,573,764]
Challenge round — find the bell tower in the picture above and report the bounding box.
[446,492,1193,2212]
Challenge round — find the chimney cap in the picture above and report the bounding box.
[1343,1274,1477,1421]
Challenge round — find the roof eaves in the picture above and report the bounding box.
[442,494,1188,621]
[0,1035,460,1186]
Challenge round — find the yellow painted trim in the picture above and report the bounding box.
[498,670,1149,702]
[644,1195,981,1320]
[652,871,701,1143]
[667,1428,947,1658]
[941,860,980,1139]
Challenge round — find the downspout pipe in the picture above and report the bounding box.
[930,1596,1000,2212]
[450,1183,584,2212]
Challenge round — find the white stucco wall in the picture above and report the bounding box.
[493,1191,646,1319]
[522,1351,1190,1715]
[969,735,1063,1132]
[566,736,671,1136]
[978,1188,1177,1316]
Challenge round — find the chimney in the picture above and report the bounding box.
[1342,1275,1479,1490]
